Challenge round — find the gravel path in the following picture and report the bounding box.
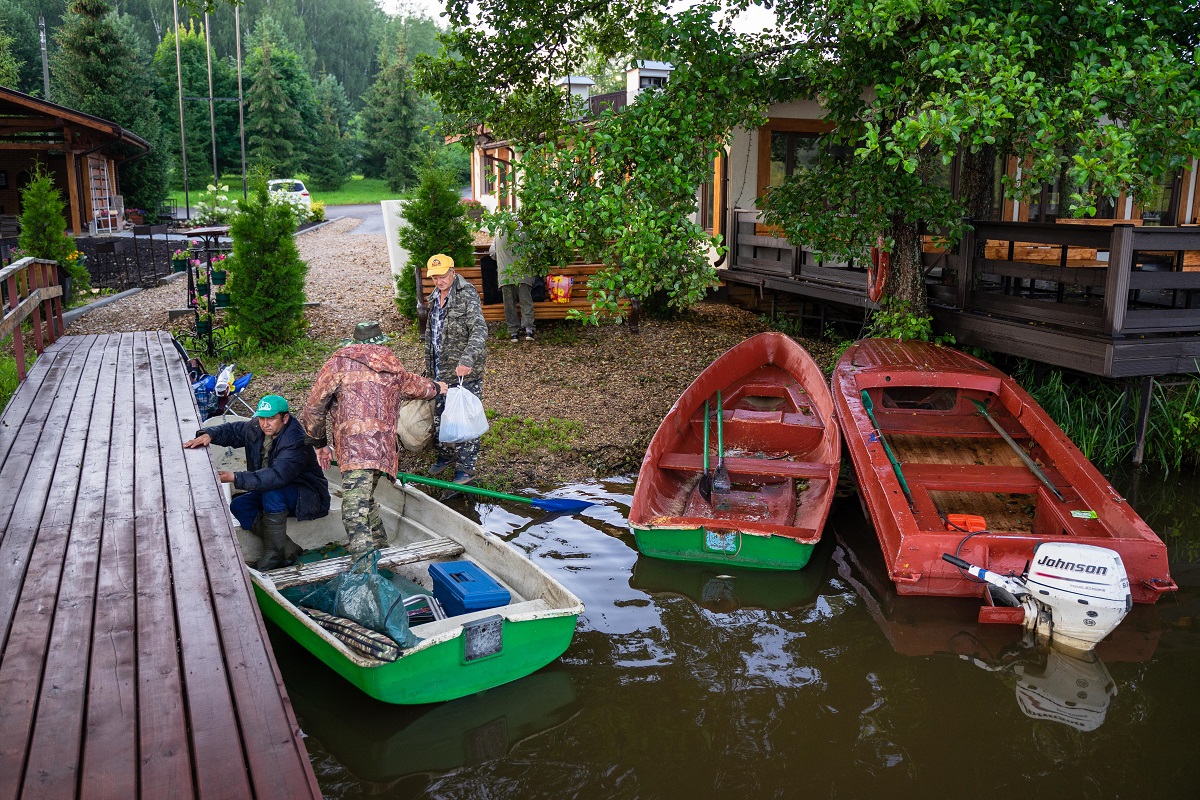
[61,219,836,486]
[66,216,406,341]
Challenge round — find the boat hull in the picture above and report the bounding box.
[629,332,840,571]
[832,338,1176,604]
[253,580,579,705]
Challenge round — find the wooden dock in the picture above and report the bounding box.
[0,332,321,799]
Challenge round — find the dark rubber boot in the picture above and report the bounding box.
[255,511,300,571]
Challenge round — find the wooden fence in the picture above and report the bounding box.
[0,257,64,384]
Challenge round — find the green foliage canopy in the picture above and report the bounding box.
[394,165,474,320]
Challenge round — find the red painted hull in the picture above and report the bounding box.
[629,332,841,566]
[832,339,1176,604]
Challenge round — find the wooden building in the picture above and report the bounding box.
[0,87,150,237]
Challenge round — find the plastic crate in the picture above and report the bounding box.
[429,560,511,618]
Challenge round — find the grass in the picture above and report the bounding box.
[0,352,19,415]
[481,412,583,459]
[1011,360,1200,473]
[168,175,407,211]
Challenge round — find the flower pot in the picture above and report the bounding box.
[215,292,231,308]
[196,318,212,335]
[127,213,144,225]
[196,281,209,295]
[172,261,188,273]
[211,269,227,286]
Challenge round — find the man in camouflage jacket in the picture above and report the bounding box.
[423,254,488,484]
[301,323,447,554]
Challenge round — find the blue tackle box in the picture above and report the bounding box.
[429,560,511,618]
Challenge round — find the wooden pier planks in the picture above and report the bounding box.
[0,332,320,800]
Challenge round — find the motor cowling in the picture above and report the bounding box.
[1023,542,1131,652]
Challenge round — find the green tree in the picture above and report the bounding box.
[420,0,1200,317]
[360,46,428,190]
[0,0,38,93]
[245,35,306,175]
[227,177,308,349]
[18,164,83,296]
[0,29,22,87]
[52,0,169,214]
[307,73,352,191]
[394,164,473,319]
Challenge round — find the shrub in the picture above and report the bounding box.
[226,180,308,350]
[193,183,236,225]
[17,164,82,297]
[394,165,474,319]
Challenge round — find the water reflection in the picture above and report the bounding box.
[273,474,1200,798]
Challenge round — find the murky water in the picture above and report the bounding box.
[273,469,1200,799]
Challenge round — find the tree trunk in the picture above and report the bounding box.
[884,215,928,314]
[959,145,997,222]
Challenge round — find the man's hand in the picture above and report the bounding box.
[217,470,235,483]
[454,364,471,378]
[184,433,212,449]
[316,446,332,470]
[436,381,449,394]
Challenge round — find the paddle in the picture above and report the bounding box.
[860,390,916,510]
[394,472,594,513]
[971,399,1066,502]
[712,390,732,493]
[697,398,713,504]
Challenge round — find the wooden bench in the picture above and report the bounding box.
[658,451,835,481]
[263,537,465,590]
[416,247,640,336]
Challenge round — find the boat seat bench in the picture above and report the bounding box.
[658,452,834,480]
[263,537,466,589]
[900,463,1068,495]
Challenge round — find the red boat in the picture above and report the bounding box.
[832,338,1176,607]
[629,332,840,570]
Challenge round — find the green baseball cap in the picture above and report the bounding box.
[254,394,289,417]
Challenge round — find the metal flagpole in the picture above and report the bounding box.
[204,11,219,184]
[235,5,247,199]
[172,0,190,219]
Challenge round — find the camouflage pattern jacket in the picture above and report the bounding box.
[300,344,439,474]
[424,273,487,384]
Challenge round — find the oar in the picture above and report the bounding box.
[971,399,1065,502]
[861,390,915,509]
[394,472,594,513]
[697,399,713,504]
[712,390,731,493]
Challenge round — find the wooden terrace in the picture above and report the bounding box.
[722,209,1200,379]
[0,330,321,799]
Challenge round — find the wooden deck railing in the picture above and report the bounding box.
[0,257,64,383]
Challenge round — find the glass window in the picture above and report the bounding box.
[1141,171,1180,226]
[768,131,822,188]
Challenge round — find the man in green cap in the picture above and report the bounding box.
[184,394,331,569]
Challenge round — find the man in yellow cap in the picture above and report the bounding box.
[423,253,487,486]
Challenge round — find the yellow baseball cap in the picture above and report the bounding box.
[426,254,454,275]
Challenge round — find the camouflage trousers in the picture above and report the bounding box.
[341,468,386,555]
[432,378,483,475]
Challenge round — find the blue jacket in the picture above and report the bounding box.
[205,415,331,521]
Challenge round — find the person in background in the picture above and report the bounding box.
[301,322,447,555]
[183,394,330,570]
[423,253,488,486]
[490,215,536,342]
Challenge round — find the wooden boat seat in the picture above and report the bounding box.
[263,537,466,590]
[658,452,834,480]
[900,463,1068,495]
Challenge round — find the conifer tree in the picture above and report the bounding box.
[395,165,473,319]
[246,38,305,175]
[360,47,428,191]
[0,30,21,88]
[18,165,84,297]
[308,73,351,191]
[227,178,308,350]
[52,0,168,216]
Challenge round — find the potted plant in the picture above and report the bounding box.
[195,265,210,295]
[196,298,213,335]
[126,208,145,225]
[171,248,189,272]
[210,252,228,285]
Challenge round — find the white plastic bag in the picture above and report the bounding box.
[439,382,489,443]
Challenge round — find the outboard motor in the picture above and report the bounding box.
[942,542,1132,652]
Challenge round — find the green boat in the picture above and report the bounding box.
[628,332,841,571]
[208,426,583,705]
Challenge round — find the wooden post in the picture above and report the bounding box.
[1133,375,1154,466]
[1104,224,1135,335]
[42,262,60,343]
[5,273,25,381]
[957,219,975,309]
[28,258,45,354]
[63,148,82,236]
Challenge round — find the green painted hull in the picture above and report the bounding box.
[631,524,817,571]
[252,581,580,705]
